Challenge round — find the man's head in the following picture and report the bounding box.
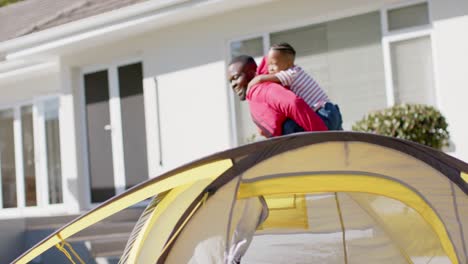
[227,55,257,101]
[268,42,296,74]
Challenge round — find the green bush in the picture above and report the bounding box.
[352,104,449,150]
[0,0,24,7]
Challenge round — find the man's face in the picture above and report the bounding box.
[227,62,254,101]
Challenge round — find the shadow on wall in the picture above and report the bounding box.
[0,218,26,263]
[443,139,457,153]
[67,177,80,210]
[25,229,95,264]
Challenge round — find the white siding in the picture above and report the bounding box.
[0,73,60,106]
[430,0,468,160]
[155,61,230,170]
[29,0,468,207]
[62,0,404,170]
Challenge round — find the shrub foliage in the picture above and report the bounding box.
[0,0,23,7]
[352,104,449,150]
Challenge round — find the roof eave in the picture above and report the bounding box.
[0,0,189,55]
[0,0,274,62]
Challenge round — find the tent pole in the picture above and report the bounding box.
[335,192,348,264]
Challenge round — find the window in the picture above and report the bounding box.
[383,1,436,106]
[270,12,387,129]
[83,61,149,204]
[118,63,148,190]
[230,13,388,134]
[387,2,429,31]
[21,106,36,206]
[44,99,63,204]
[0,98,63,209]
[271,24,329,93]
[390,36,435,105]
[0,109,17,208]
[228,2,437,141]
[231,37,264,59]
[230,37,266,145]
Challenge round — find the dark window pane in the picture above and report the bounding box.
[118,63,149,189]
[231,37,264,59]
[84,70,116,202]
[388,3,430,31]
[21,105,36,206]
[0,109,17,208]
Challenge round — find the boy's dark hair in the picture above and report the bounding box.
[229,55,256,66]
[271,42,296,57]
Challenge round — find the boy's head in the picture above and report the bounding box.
[268,42,296,74]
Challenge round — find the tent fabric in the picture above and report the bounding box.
[14,159,233,264]
[124,180,214,263]
[13,132,468,264]
[462,172,468,183]
[239,193,447,264]
[236,174,457,263]
[135,132,468,264]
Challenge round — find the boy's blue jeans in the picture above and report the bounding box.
[317,102,343,131]
[282,102,343,135]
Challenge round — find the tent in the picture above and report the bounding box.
[14,132,468,264]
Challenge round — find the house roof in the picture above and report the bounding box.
[0,0,149,43]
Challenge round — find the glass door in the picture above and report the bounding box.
[118,63,148,190]
[83,62,149,204]
[84,70,116,203]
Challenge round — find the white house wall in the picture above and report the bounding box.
[55,0,468,208]
[430,0,468,160]
[0,72,59,106]
[62,0,403,172]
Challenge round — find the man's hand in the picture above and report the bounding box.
[247,75,264,90]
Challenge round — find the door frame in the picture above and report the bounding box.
[79,57,144,208]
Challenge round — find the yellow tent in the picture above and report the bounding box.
[14,132,468,264]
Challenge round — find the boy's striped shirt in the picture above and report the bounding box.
[275,66,328,110]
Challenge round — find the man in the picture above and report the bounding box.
[227,55,327,137]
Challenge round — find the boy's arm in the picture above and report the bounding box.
[275,68,297,86]
[247,74,281,90]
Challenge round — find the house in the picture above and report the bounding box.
[0,0,467,261]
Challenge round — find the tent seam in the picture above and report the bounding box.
[450,182,468,262]
[238,174,460,263]
[335,193,348,264]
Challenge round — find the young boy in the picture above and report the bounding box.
[248,42,343,130]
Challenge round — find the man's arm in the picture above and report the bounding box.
[265,83,328,132]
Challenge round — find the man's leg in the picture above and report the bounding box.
[282,118,305,135]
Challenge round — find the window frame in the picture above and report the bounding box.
[79,57,152,208]
[0,95,64,212]
[227,33,269,146]
[381,0,439,107]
